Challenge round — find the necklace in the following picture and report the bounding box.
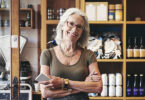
[59,45,77,58]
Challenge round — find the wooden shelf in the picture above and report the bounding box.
[89,97,124,99]
[127,21,145,24]
[89,21,124,24]
[32,91,41,94]
[97,59,123,62]
[126,97,145,99]
[46,20,59,24]
[126,59,145,62]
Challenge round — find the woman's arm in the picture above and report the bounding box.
[68,62,102,93]
[40,65,80,98]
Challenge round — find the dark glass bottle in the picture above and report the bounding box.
[126,74,132,96]
[127,37,133,59]
[133,37,140,59]
[133,74,139,96]
[139,74,144,96]
[139,37,145,59]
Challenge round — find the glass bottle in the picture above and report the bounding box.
[26,12,31,27]
[133,37,140,59]
[133,74,138,96]
[127,37,133,59]
[126,74,132,96]
[139,74,144,96]
[1,0,5,8]
[139,36,145,59]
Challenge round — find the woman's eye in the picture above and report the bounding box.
[69,22,74,26]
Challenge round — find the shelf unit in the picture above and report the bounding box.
[0,8,34,29]
[40,0,145,100]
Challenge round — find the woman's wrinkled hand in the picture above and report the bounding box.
[86,72,101,82]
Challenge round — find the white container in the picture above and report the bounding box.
[116,85,122,97]
[109,85,116,96]
[34,83,39,92]
[101,85,108,96]
[116,73,122,85]
[102,73,108,85]
[109,73,116,86]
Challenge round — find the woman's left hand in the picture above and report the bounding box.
[86,72,101,82]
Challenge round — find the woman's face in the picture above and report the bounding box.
[62,14,84,43]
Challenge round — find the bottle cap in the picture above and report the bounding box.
[140,74,143,76]
[127,74,131,76]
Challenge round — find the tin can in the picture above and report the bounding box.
[116,73,122,85]
[109,85,116,96]
[109,73,116,86]
[102,73,108,85]
[101,85,108,96]
[116,85,122,97]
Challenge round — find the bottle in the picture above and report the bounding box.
[139,74,144,96]
[115,4,123,21]
[127,37,133,59]
[133,74,138,96]
[133,37,140,59]
[126,74,132,96]
[108,4,115,21]
[139,36,145,59]
[1,0,5,8]
[26,12,31,27]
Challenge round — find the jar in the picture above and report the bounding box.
[116,73,122,85]
[116,85,122,97]
[108,73,116,86]
[109,85,116,96]
[115,4,123,21]
[108,4,115,21]
[102,73,108,85]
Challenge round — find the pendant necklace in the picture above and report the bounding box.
[59,45,77,58]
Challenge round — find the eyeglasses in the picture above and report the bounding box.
[66,21,84,30]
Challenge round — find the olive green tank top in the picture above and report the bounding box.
[40,48,96,81]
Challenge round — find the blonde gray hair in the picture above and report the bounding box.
[55,8,90,48]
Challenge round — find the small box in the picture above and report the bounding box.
[86,2,108,21]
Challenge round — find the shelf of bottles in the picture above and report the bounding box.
[0,1,34,29]
[126,25,145,60]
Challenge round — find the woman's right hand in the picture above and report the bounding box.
[39,76,64,89]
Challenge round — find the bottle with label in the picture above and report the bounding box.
[126,74,132,96]
[139,36,145,59]
[133,74,138,96]
[108,4,115,21]
[127,37,133,59]
[133,37,140,59]
[115,4,123,21]
[139,74,144,96]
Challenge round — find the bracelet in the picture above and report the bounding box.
[63,78,69,90]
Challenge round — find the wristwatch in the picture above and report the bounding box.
[63,78,69,90]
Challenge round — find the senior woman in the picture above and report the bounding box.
[39,8,102,100]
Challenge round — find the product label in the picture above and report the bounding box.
[139,88,144,96]
[115,11,122,21]
[109,12,115,20]
[127,49,133,57]
[133,88,138,96]
[133,49,140,57]
[127,88,132,96]
[140,49,145,57]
